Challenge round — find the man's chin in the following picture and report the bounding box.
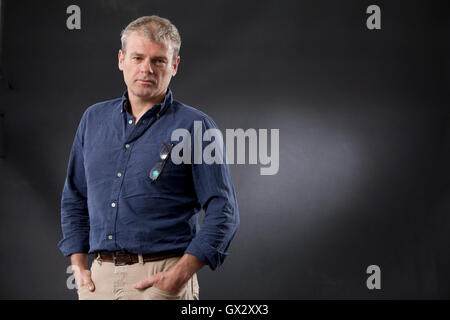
[132,88,157,99]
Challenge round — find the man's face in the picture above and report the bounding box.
[118,32,180,102]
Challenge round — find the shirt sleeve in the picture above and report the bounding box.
[184,116,240,270]
[57,110,90,256]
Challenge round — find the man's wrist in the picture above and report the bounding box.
[170,253,204,284]
[71,262,88,269]
[70,252,89,271]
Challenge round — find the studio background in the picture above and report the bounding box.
[0,0,449,299]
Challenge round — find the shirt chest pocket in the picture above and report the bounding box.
[135,143,193,196]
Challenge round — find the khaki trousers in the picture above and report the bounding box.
[77,255,199,300]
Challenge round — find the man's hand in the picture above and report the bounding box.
[71,253,95,292]
[133,269,183,294]
[133,253,204,294]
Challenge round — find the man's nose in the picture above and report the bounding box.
[140,60,153,73]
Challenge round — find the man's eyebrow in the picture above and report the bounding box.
[128,52,167,61]
[151,56,168,61]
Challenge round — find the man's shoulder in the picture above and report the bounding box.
[84,97,122,116]
[171,99,214,123]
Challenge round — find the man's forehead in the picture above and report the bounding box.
[126,32,172,51]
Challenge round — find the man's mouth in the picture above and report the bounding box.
[137,79,155,84]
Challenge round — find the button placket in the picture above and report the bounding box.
[108,112,159,251]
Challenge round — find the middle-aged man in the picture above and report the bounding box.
[57,15,240,300]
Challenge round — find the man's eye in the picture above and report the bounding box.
[133,57,141,61]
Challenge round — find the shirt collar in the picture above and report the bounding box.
[120,88,173,118]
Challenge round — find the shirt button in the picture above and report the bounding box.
[128,120,133,125]
[108,235,113,240]
[111,202,116,207]
[125,144,130,149]
[117,172,122,178]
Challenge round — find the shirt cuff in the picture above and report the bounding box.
[57,234,90,257]
[185,238,229,271]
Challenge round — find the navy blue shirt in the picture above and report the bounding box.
[57,89,239,270]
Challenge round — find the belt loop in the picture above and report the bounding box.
[138,254,144,265]
[97,253,103,266]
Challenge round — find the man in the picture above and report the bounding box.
[57,15,239,300]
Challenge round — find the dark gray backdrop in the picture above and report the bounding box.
[0,0,449,299]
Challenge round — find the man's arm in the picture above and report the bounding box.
[184,116,240,270]
[58,110,94,290]
[58,110,90,256]
[134,116,240,293]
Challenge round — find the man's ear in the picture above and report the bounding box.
[172,56,181,77]
[118,49,124,71]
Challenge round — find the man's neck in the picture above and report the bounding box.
[128,91,165,123]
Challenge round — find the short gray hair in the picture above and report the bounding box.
[120,15,181,61]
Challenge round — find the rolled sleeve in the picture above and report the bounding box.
[57,111,90,256]
[186,117,240,270]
